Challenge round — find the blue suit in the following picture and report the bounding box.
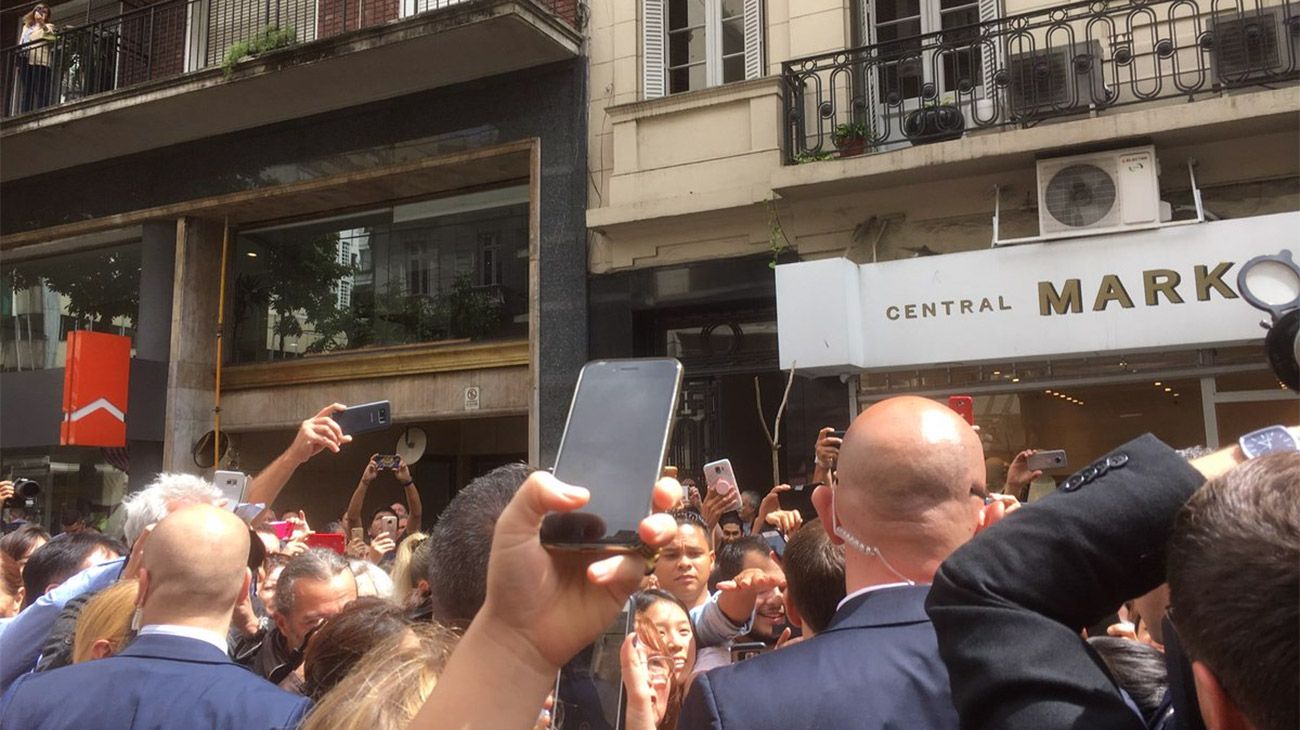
[679,585,958,730]
[0,633,311,730]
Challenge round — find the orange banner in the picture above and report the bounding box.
[61,331,131,447]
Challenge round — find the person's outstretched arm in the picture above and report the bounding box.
[395,458,422,534]
[408,471,679,730]
[343,456,379,536]
[926,434,1244,730]
[245,404,349,516]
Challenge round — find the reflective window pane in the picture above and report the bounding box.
[668,0,706,31]
[876,0,920,24]
[1,242,141,372]
[227,196,528,363]
[669,63,708,93]
[722,54,745,82]
[668,27,707,67]
[721,16,744,56]
[720,0,743,20]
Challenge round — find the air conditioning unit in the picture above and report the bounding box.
[1209,6,1300,85]
[1006,40,1106,121]
[1036,145,1167,240]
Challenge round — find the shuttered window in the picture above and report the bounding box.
[644,0,763,98]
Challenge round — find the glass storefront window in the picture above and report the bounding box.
[227,190,528,363]
[0,447,129,532]
[0,243,141,372]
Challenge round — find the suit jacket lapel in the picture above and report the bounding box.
[823,584,933,632]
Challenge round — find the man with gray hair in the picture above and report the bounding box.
[0,472,224,691]
[0,402,350,691]
[235,547,357,693]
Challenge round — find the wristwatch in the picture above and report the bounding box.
[1238,425,1300,459]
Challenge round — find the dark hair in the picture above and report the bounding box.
[22,532,126,609]
[1167,452,1299,730]
[782,518,845,634]
[368,507,397,525]
[632,588,691,618]
[427,463,532,628]
[0,552,21,604]
[669,509,711,549]
[718,512,743,529]
[0,524,51,562]
[59,509,83,528]
[275,548,351,617]
[303,597,412,700]
[1086,637,1168,725]
[713,536,770,584]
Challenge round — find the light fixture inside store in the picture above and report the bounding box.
[1044,390,1053,394]
[246,251,258,257]
[1153,381,1162,386]
[992,370,1001,376]
[1011,377,1020,383]
[1164,387,1172,392]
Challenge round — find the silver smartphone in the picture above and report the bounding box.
[213,470,249,512]
[541,358,683,551]
[1026,450,1069,471]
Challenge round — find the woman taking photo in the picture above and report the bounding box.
[17,3,56,112]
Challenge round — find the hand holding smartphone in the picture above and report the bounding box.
[540,358,683,551]
[704,459,740,504]
[776,482,821,522]
[334,400,392,436]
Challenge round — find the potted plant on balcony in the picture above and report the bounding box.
[222,25,298,78]
[831,121,868,157]
[903,93,965,145]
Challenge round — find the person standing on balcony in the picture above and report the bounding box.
[17,3,56,113]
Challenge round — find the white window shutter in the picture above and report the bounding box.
[743,0,765,79]
[643,0,666,99]
[978,0,1003,97]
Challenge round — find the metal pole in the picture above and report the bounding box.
[213,217,230,468]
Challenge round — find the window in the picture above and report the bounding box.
[870,0,993,104]
[228,195,529,363]
[644,0,764,97]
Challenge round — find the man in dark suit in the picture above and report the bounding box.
[0,504,311,729]
[679,396,1013,729]
[927,433,1299,730]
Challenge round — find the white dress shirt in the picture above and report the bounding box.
[138,624,229,654]
[835,582,918,613]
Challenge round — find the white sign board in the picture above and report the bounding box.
[464,386,481,411]
[777,212,1298,374]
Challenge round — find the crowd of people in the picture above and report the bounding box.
[0,398,1295,730]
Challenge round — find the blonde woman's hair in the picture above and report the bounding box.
[300,622,457,730]
[388,531,429,606]
[73,579,140,663]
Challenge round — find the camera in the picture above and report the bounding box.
[4,478,40,509]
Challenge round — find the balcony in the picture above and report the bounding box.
[0,0,580,180]
[782,0,1300,164]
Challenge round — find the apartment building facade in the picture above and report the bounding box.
[586,0,1299,492]
[0,0,588,528]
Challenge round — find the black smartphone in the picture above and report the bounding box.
[730,641,769,663]
[372,454,401,470]
[829,429,847,441]
[760,530,787,560]
[777,482,822,522]
[334,400,391,436]
[541,359,684,551]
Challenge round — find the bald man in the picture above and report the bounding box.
[680,396,1010,730]
[0,505,310,729]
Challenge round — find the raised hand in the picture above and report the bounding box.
[286,403,350,464]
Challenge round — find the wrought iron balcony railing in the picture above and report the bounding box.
[783,0,1299,163]
[1,0,578,120]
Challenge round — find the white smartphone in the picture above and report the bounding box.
[213,470,249,513]
[703,458,739,501]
